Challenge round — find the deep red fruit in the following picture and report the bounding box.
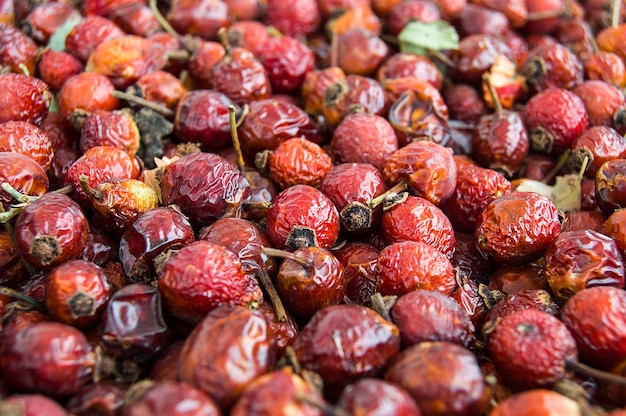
[453,34,512,84]
[160,152,251,227]
[46,259,111,328]
[14,193,89,270]
[265,184,340,250]
[165,0,229,39]
[0,394,70,416]
[124,381,221,416]
[274,246,346,319]
[522,43,584,92]
[0,23,39,75]
[0,73,52,126]
[64,15,125,63]
[231,368,324,416]
[490,390,581,416]
[378,52,442,90]
[385,342,489,416]
[568,126,626,178]
[337,378,422,415]
[336,27,389,77]
[488,308,577,389]
[475,192,561,264]
[36,49,83,92]
[382,195,456,258]
[0,151,48,211]
[561,286,626,368]
[376,240,457,296]
[571,80,626,129]
[392,289,476,348]
[101,283,169,361]
[387,0,441,36]
[158,240,263,324]
[544,229,625,302]
[323,75,386,128]
[255,34,315,94]
[523,87,588,154]
[266,137,332,189]
[443,84,488,124]
[65,382,126,416]
[330,113,398,172]
[131,69,186,111]
[178,304,275,410]
[0,322,96,398]
[291,304,400,397]
[264,0,320,38]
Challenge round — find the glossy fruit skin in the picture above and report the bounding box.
[301,67,346,116]
[544,229,625,302]
[441,164,511,234]
[392,289,476,348]
[571,80,625,129]
[231,369,324,416]
[160,152,251,227]
[336,378,421,415]
[336,27,389,77]
[275,246,346,319]
[101,283,169,361]
[323,75,386,128]
[158,240,263,324]
[178,304,276,411]
[568,126,626,178]
[475,192,561,264]
[166,0,229,40]
[0,394,70,416]
[584,51,626,88]
[23,2,81,45]
[0,322,95,398]
[320,163,387,234]
[490,389,581,416]
[45,259,111,328]
[523,87,588,154]
[65,382,126,415]
[561,286,626,368]
[604,209,626,256]
[384,140,457,205]
[131,69,186,111]
[198,217,275,276]
[79,109,140,156]
[451,231,492,284]
[595,159,626,216]
[382,196,456,258]
[387,0,441,36]
[334,242,378,306]
[444,84,488,124]
[376,240,457,296]
[0,151,48,211]
[267,137,332,189]
[57,72,119,122]
[37,49,83,92]
[456,4,510,36]
[265,184,340,250]
[0,121,54,171]
[489,308,577,389]
[330,113,398,172]
[522,43,584,92]
[385,342,489,416]
[292,304,400,397]
[256,34,315,94]
[65,15,125,63]
[173,90,236,151]
[378,52,442,90]
[64,145,138,206]
[264,0,320,38]
[0,23,39,75]
[124,381,221,416]
[14,193,89,270]
[472,109,529,177]
[210,47,272,106]
[119,206,195,284]
[0,73,52,126]
[453,34,512,84]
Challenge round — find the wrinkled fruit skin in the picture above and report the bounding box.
[124,381,221,416]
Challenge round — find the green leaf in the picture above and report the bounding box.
[514,175,581,213]
[48,15,83,52]
[398,20,460,56]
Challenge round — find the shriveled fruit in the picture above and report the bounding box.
[0,73,52,126]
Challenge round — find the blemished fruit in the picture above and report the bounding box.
[5,1,626,414]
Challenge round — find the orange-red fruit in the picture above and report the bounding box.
[267,137,332,189]
[158,240,264,324]
[0,120,54,170]
[57,72,119,122]
[0,73,52,126]
[0,151,48,210]
[37,49,83,92]
[490,389,581,416]
[79,109,141,156]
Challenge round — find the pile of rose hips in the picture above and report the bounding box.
[3,0,626,414]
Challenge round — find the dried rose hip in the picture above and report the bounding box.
[522,43,584,92]
[264,0,320,38]
[451,231,492,284]
[331,113,399,172]
[36,49,83,92]
[255,34,315,94]
[14,193,89,270]
[65,15,125,63]
[561,286,626,368]
[376,240,457,297]
[265,137,332,189]
[124,380,221,416]
[65,382,126,416]
[0,394,70,416]
[337,378,421,415]
[265,184,340,250]
[488,308,577,389]
[292,304,400,398]
[160,152,251,227]
[23,2,81,45]
[0,151,48,211]
[595,158,626,216]
[568,126,626,178]
[385,342,489,416]
[0,73,52,126]
[130,70,186,111]
[383,140,457,206]
[100,283,169,361]
[523,87,588,154]
[333,242,378,306]
[178,304,276,410]
[391,289,476,348]
[45,259,112,328]
[165,0,229,39]
[158,240,263,324]
[475,191,561,264]
[382,195,456,258]
[79,109,141,156]
[0,321,96,398]
[272,246,346,319]
[0,120,54,171]
[544,229,625,302]
[0,23,39,75]
[57,72,119,123]
[490,389,581,416]
[231,368,324,416]
[323,74,386,128]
